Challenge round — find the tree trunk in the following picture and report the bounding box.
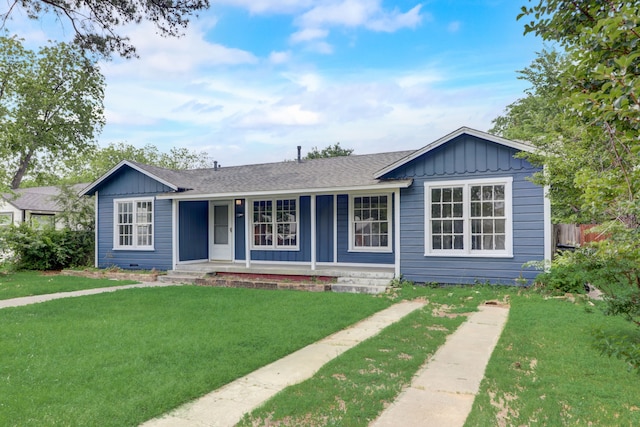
[10,150,34,189]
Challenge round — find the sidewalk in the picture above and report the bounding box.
[141,300,428,427]
[371,304,509,427]
[0,282,176,309]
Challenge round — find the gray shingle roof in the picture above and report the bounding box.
[131,151,416,197]
[2,183,90,212]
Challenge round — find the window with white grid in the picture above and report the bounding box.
[252,198,298,249]
[350,194,391,252]
[114,198,154,250]
[425,178,512,257]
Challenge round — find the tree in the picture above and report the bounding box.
[518,1,640,228]
[63,142,216,184]
[491,49,595,224]
[0,0,210,58]
[515,0,640,373]
[0,36,104,190]
[305,143,354,159]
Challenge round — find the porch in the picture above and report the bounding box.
[161,261,396,294]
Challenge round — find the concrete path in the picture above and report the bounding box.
[0,282,176,309]
[371,303,509,427]
[141,300,427,427]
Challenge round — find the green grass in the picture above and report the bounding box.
[465,292,640,426]
[0,286,392,426]
[238,285,515,426]
[0,271,138,300]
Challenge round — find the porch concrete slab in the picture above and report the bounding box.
[0,282,177,309]
[370,304,509,427]
[141,300,426,427]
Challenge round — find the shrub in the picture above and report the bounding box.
[0,223,93,270]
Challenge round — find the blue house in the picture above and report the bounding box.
[81,127,551,286]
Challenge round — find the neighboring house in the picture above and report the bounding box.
[0,184,89,229]
[80,127,552,285]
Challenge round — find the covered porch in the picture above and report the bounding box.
[169,190,405,278]
[162,261,396,294]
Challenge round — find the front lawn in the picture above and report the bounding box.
[0,285,391,426]
[239,285,511,426]
[466,292,640,426]
[0,271,138,300]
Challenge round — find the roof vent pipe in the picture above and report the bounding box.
[297,146,302,162]
[214,160,218,170]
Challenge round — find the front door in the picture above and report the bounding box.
[210,201,233,261]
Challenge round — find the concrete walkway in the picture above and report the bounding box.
[371,304,510,427]
[141,300,427,427]
[0,282,176,309]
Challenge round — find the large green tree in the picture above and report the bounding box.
[0,0,210,58]
[305,143,354,159]
[517,1,640,228]
[66,142,216,183]
[514,0,640,372]
[0,36,104,190]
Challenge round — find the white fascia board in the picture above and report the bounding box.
[374,127,535,179]
[80,160,179,196]
[155,180,413,200]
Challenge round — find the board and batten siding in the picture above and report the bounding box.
[384,134,545,285]
[178,201,208,262]
[94,166,174,270]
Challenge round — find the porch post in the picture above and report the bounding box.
[244,199,251,268]
[394,189,401,278]
[333,194,338,264]
[172,199,179,270]
[311,195,316,270]
[94,191,99,268]
[543,184,552,264]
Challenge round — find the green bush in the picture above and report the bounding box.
[0,223,93,270]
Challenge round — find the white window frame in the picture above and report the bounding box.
[250,197,300,251]
[424,177,513,257]
[113,197,155,251]
[349,193,392,253]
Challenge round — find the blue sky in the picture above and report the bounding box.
[13,0,543,166]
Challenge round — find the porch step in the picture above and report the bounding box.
[332,276,392,294]
[158,270,208,285]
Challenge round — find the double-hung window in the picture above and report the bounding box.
[251,198,298,249]
[350,194,391,252]
[425,178,512,257]
[114,198,154,250]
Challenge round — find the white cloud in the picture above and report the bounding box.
[269,50,291,64]
[290,28,329,43]
[233,104,322,128]
[367,4,423,32]
[298,0,377,28]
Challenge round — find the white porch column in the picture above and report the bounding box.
[172,199,179,270]
[333,194,338,264]
[94,191,99,268]
[543,184,552,265]
[394,189,401,278]
[311,195,316,270]
[244,199,251,268]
